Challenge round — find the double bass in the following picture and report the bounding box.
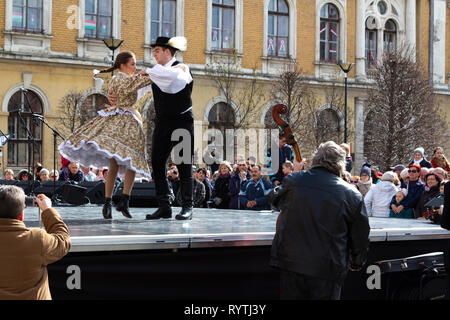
[271,104,302,163]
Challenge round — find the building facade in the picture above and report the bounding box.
[0,0,449,174]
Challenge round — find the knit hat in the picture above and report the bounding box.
[381,171,397,182]
[400,168,409,180]
[360,166,371,177]
[431,167,447,181]
[400,188,408,197]
[413,147,425,158]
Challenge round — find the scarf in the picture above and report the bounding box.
[413,158,423,166]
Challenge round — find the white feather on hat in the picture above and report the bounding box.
[168,36,187,52]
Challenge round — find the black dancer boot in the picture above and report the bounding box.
[102,198,112,219]
[116,194,132,219]
[176,206,193,220]
[146,202,172,220]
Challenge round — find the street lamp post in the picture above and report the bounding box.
[103,37,124,76]
[337,61,353,143]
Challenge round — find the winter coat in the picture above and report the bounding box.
[364,181,399,217]
[400,180,425,216]
[0,208,71,300]
[356,180,373,198]
[408,159,432,169]
[229,170,251,209]
[389,195,414,219]
[212,173,231,209]
[415,185,441,218]
[268,167,370,284]
[239,177,273,210]
[201,178,212,208]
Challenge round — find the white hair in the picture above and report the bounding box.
[311,141,346,176]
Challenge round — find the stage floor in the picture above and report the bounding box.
[23,205,450,252]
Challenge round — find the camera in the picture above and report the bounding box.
[25,196,37,207]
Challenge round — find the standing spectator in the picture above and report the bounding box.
[391,165,406,184]
[18,170,31,181]
[239,165,273,211]
[211,161,232,209]
[389,189,414,219]
[229,160,250,209]
[49,170,58,182]
[430,147,450,173]
[370,168,380,185]
[0,187,71,299]
[340,143,353,173]
[420,167,431,183]
[415,172,442,219]
[267,136,294,186]
[400,168,410,185]
[269,141,370,300]
[409,147,432,169]
[400,164,425,218]
[39,169,50,183]
[356,166,373,198]
[58,162,84,183]
[365,171,399,217]
[3,169,15,181]
[196,168,211,208]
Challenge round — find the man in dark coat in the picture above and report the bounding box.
[269,141,370,300]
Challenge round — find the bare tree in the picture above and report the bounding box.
[364,46,448,170]
[55,90,84,137]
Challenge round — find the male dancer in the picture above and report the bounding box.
[109,37,194,220]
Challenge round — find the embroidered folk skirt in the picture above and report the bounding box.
[58,108,151,179]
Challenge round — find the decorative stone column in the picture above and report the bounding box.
[432,0,447,84]
[354,97,366,173]
[405,0,416,61]
[355,0,366,82]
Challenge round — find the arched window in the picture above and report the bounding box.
[80,94,109,126]
[7,90,43,167]
[208,102,236,160]
[267,0,289,57]
[316,108,341,143]
[151,0,176,43]
[212,0,235,50]
[85,0,113,39]
[12,0,43,33]
[365,17,377,69]
[319,3,340,63]
[383,19,396,52]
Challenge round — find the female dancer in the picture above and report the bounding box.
[59,51,153,219]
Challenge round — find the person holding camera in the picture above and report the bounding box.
[0,186,71,300]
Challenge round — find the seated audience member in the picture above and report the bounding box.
[167,164,180,196]
[0,187,71,300]
[400,164,425,218]
[282,161,294,178]
[95,167,108,181]
[3,169,15,181]
[356,166,373,198]
[239,165,273,211]
[18,170,31,181]
[416,172,442,219]
[81,166,97,182]
[390,189,414,219]
[430,147,450,173]
[409,147,432,169]
[58,162,84,183]
[211,162,233,209]
[49,170,58,182]
[365,171,398,217]
[229,160,250,209]
[196,168,211,208]
[39,169,50,183]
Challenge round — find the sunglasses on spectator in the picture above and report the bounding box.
[350,180,358,183]
[408,170,418,173]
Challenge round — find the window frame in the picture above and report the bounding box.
[319,3,340,63]
[365,26,377,69]
[150,0,177,43]
[383,19,397,53]
[84,0,114,40]
[267,0,289,58]
[12,0,44,34]
[211,0,236,51]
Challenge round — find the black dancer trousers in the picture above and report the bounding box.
[151,113,194,208]
[279,269,342,300]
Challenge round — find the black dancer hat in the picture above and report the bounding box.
[150,36,187,52]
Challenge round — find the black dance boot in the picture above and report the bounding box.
[116,194,132,219]
[176,206,193,220]
[102,198,112,219]
[146,203,172,220]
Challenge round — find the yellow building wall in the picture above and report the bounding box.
[417,0,430,75]
[183,0,207,65]
[51,0,79,54]
[120,0,146,59]
[0,0,4,48]
[297,0,315,75]
[241,0,264,70]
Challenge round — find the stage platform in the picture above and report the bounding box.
[22,206,450,299]
[23,205,450,252]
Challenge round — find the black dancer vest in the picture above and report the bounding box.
[152,60,193,120]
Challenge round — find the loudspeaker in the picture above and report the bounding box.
[34,181,67,199]
[62,183,89,205]
[113,182,159,207]
[80,181,105,204]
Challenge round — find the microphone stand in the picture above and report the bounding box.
[31,114,65,199]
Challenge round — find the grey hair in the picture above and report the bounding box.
[39,168,50,176]
[311,141,347,176]
[0,186,26,219]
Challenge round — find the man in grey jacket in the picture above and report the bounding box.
[269,141,370,300]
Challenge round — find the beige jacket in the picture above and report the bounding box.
[0,208,71,300]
